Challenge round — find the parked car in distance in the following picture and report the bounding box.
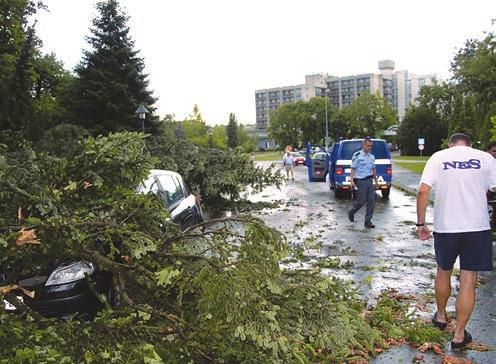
[2,170,204,319]
[290,151,305,166]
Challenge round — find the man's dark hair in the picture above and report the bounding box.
[448,133,471,146]
[363,136,372,143]
[486,141,496,151]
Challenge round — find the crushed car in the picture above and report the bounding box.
[1,169,203,319]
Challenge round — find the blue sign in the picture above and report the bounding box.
[418,138,425,145]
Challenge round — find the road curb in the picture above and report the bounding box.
[392,183,417,197]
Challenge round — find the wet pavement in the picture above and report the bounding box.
[247,162,496,363]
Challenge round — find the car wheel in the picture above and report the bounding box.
[381,187,390,199]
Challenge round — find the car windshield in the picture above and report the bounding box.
[290,152,302,157]
[341,140,389,159]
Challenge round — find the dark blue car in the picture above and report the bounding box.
[328,139,392,198]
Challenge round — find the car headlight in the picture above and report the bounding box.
[46,261,95,286]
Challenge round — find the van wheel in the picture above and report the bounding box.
[335,189,343,199]
[381,188,390,199]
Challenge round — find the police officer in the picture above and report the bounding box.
[348,137,378,228]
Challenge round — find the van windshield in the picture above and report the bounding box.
[341,141,389,159]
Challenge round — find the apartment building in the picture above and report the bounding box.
[255,60,438,146]
[255,74,328,148]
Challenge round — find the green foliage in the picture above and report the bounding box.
[268,98,333,147]
[345,92,397,137]
[226,112,239,148]
[71,0,158,136]
[0,132,448,362]
[149,138,284,208]
[0,0,43,133]
[397,104,447,155]
[35,123,90,156]
[268,93,396,147]
[27,53,75,140]
[237,124,258,153]
[400,28,496,151]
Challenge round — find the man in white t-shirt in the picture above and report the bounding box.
[416,133,496,349]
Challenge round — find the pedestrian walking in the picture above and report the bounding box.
[282,150,295,180]
[416,133,496,350]
[486,140,496,158]
[348,137,378,228]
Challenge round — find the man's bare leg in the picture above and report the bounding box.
[452,270,477,343]
[434,266,452,323]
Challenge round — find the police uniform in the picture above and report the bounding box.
[348,149,376,227]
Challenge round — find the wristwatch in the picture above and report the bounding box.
[415,223,425,227]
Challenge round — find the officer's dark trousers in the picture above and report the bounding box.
[349,177,375,223]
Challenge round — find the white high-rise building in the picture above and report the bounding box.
[255,61,439,145]
[255,73,329,148]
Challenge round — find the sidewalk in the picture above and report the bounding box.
[391,161,436,201]
[391,162,422,194]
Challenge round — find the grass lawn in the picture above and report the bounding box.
[252,151,282,161]
[393,155,429,161]
[394,161,426,174]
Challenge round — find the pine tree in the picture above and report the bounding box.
[226,112,239,148]
[0,0,41,133]
[72,0,157,135]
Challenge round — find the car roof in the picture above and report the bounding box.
[149,169,181,179]
[138,169,183,194]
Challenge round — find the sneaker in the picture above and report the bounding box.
[348,211,354,222]
[364,222,375,228]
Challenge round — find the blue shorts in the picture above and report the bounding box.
[433,230,493,271]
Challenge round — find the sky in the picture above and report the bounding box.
[36,0,495,125]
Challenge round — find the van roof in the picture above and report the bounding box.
[338,138,386,143]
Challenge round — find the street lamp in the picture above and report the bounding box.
[324,89,330,150]
[207,127,213,148]
[135,104,149,133]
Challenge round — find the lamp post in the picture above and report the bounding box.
[207,127,213,148]
[324,89,330,150]
[135,104,149,133]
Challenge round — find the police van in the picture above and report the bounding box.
[328,138,392,198]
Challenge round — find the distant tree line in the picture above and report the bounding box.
[397,28,496,155]
[267,92,397,148]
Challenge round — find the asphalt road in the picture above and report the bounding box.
[248,162,496,363]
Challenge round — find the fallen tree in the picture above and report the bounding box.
[0,132,446,363]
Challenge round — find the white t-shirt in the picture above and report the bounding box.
[420,145,496,233]
[282,154,294,166]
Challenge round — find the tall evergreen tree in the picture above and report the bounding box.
[0,0,42,134]
[72,0,157,135]
[226,112,239,148]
